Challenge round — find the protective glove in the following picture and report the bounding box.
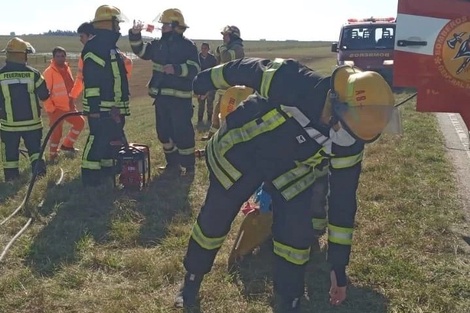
[329,265,347,306]
[254,184,272,213]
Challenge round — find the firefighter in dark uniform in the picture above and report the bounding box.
[174,57,396,311]
[81,5,131,187]
[129,8,200,174]
[0,37,49,181]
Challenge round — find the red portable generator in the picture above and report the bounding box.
[115,143,150,190]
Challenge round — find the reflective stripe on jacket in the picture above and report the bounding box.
[0,62,49,131]
[70,53,133,100]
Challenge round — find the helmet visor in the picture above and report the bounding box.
[334,102,399,142]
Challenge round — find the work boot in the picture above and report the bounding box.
[4,168,20,182]
[158,164,180,173]
[60,145,79,153]
[174,272,203,308]
[32,159,46,178]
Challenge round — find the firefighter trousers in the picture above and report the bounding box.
[0,129,46,181]
[182,99,328,301]
[81,115,124,186]
[197,90,215,122]
[154,97,195,168]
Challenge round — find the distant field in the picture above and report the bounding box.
[0,35,335,74]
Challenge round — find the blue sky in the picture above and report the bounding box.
[1,0,398,41]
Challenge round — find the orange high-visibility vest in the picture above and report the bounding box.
[69,52,133,99]
[43,61,74,113]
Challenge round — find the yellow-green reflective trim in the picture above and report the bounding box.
[228,50,236,60]
[330,151,363,169]
[208,109,287,189]
[153,63,164,72]
[81,135,101,170]
[272,164,311,190]
[206,138,233,189]
[328,223,353,245]
[110,53,122,102]
[82,161,101,170]
[85,87,100,97]
[149,87,192,98]
[178,147,194,155]
[129,39,142,47]
[0,121,42,132]
[179,64,188,77]
[210,64,230,89]
[312,218,327,230]
[299,149,328,168]
[280,171,317,201]
[191,223,226,250]
[3,161,19,168]
[1,142,5,164]
[0,71,39,126]
[187,60,201,72]
[273,240,310,265]
[260,58,284,97]
[35,77,44,88]
[83,52,106,67]
[29,153,39,163]
[100,159,114,167]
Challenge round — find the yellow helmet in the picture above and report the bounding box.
[92,5,127,23]
[221,25,241,38]
[329,65,395,142]
[158,8,189,28]
[219,85,254,121]
[1,37,35,54]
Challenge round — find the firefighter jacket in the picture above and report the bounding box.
[43,60,74,113]
[81,29,130,115]
[70,52,133,100]
[215,38,244,64]
[0,61,50,131]
[193,57,365,270]
[129,31,200,99]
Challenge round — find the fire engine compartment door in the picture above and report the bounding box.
[394,0,470,115]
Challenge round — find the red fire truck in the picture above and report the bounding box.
[394,0,470,129]
[331,17,396,84]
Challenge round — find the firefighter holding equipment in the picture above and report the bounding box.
[129,8,200,174]
[0,38,50,181]
[175,57,395,311]
[81,5,131,187]
[202,25,245,141]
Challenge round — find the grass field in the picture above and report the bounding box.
[0,36,469,313]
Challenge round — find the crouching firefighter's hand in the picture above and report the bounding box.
[329,266,347,306]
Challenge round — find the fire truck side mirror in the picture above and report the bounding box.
[331,42,338,52]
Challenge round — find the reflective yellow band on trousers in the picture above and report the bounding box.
[312,218,327,230]
[273,240,310,265]
[330,151,363,169]
[191,222,226,250]
[328,223,353,245]
[207,109,288,189]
